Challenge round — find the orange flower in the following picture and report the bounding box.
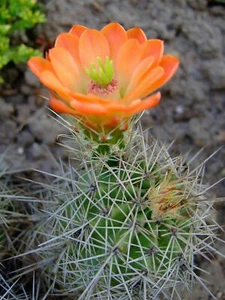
[28,23,179,130]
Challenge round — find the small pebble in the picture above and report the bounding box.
[175,105,184,114]
[29,143,45,159]
[17,147,24,155]
[0,97,14,119]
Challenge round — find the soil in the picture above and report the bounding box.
[0,0,225,299]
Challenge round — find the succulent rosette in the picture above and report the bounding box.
[28,23,179,131]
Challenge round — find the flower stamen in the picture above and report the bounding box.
[85,56,114,87]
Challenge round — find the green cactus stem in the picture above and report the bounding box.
[19,126,221,299]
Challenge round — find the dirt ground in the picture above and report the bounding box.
[0,0,225,299]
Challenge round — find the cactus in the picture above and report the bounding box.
[21,22,223,299]
[18,121,220,299]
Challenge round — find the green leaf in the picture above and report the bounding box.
[0,0,46,78]
[11,44,42,64]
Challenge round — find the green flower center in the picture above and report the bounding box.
[85,56,114,87]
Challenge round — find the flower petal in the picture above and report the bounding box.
[50,97,78,115]
[127,27,147,44]
[101,22,127,61]
[69,24,87,37]
[107,92,161,116]
[158,54,180,85]
[142,40,164,67]
[79,29,110,68]
[123,66,164,101]
[69,91,113,105]
[40,70,70,100]
[116,39,142,94]
[139,55,179,96]
[70,99,108,115]
[121,92,161,116]
[27,57,54,77]
[125,56,155,95]
[49,47,80,91]
[127,55,179,99]
[55,33,80,65]
[50,92,160,120]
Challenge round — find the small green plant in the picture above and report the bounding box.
[0,0,46,83]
